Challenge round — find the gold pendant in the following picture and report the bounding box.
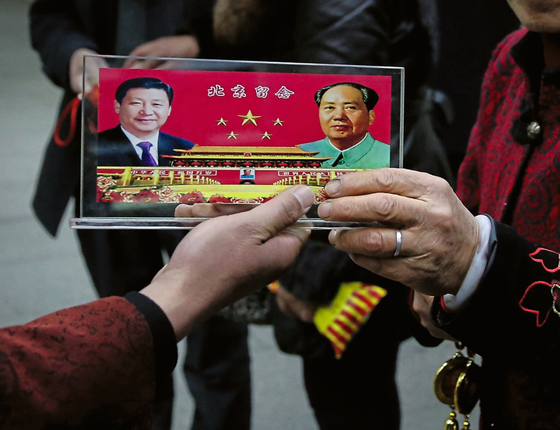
[443,410,458,430]
[434,348,480,429]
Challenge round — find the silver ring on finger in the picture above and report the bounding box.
[393,229,402,258]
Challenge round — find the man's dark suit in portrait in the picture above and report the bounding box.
[97,77,195,167]
[98,126,195,166]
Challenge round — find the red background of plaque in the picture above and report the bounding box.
[97,68,393,147]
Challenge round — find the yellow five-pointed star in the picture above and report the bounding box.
[227,131,238,139]
[217,118,228,126]
[239,110,261,126]
[261,131,272,140]
[273,118,284,126]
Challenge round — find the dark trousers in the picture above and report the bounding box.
[184,317,251,430]
[76,229,251,430]
[302,320,401,430]
[298,286,409,430]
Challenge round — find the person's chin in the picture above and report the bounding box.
[509,5,560,33]
[135,118,158,126]
[329,133,350,143]
[329,129,348,139]
[133,125,159,133]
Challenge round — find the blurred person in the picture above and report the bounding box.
[433,0,520,176]
[29,1,251,429]
[316,0,560,425]
[191,0,454,428]
[0,185,314,430]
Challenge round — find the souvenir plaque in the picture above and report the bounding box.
[71,55,403,230]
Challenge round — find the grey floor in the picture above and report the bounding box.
[0,0,479,428]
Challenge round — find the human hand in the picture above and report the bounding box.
[123,35,200,69]
[317,168,479,297]
[69,48,109,94]
[141,185,314,339]
[411,292,456,341]
[275,285,316,323]
[175,202,255,218]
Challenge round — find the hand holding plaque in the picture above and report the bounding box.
[141,185,314,339]
[318,168,479,297]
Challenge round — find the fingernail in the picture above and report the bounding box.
[318,201,331,219]
[325,179,341,196]
[293,186,315,212]
[328,229,338,245]
[174,204,187,216]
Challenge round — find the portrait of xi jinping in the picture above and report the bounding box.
[97,77,195,167]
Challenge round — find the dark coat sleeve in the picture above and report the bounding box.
[291,0,391,65]
[97,126,141,167]
[0,297,157,429]
[432,219,560,359]
[291,0,434,93]
[29,0,99,90]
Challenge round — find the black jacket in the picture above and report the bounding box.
[97,126,195,167]
[29,0,193,235]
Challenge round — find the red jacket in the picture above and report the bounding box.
[434,28,560,429]
[0,297,156,429]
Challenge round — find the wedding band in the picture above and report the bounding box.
[393,229,402,257]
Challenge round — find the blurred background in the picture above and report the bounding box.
[0,0,484,428]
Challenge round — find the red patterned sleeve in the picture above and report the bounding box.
[456,29,528,213]
[0,297,156,429]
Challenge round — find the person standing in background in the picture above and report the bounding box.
[190,1,454,428]
[432,0,520,177]
[29,1,251,429]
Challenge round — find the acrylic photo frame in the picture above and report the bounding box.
[71,55,404,230]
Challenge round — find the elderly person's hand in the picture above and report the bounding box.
[142,185,314,340]
[317,168,479,298]
[411,291,456,341]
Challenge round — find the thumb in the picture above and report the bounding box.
[240,185,315,238]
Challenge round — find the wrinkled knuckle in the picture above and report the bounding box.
[374,194,396,218]
[376,168,395,189]
[423,176,455,198]
[430,205,453,225]
[433,175,450,188]
[427,175,451,193]
[332,198,355,219]
[356,229,385,253]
